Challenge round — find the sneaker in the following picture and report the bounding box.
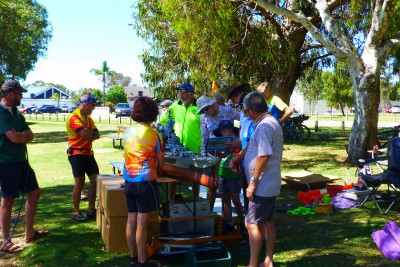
[71,212,88,222]
[87,210,96,220]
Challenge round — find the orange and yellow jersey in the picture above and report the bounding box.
[66,109,97,156]
[123,122,164,182]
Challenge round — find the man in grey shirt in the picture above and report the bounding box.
[230,92,283,267]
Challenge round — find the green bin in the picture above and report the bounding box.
[185,241,231,267]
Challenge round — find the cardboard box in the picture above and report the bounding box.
[103,182,128,218]
[97,175,121,204]
[101,211,159,254]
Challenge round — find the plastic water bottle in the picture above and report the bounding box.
[346,167,351,185]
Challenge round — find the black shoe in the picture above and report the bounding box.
[87,210,96,220]
[71,212,88,222]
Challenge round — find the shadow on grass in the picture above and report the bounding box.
[17,169,399,266]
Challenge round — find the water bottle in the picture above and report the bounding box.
[346,167,351,185]
[358,159,365,174]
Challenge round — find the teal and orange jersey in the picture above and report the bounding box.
[66,109,96,156]
[123,122,164,182]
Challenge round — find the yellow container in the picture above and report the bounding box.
[315,202,333,214]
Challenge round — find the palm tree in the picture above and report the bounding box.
[90,61,117,106]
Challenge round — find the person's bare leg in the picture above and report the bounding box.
[73,177,84,211]
[222,193,232,223]
[24,189,41,240]
[136,212,150,264]
[126,212,138,258]
[0,197,15,244]
[246,222,262,267]
[88,173,98,210]
[231,193,244,224]
[260,221,276,267]
[207,187,216,211]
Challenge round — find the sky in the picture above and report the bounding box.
[25,0,147,91]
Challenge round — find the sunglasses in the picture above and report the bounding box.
[179,89,192,93]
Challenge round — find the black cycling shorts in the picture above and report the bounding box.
[68,154,99,178]
[124,180,159,213]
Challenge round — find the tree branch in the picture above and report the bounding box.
[252,0,354,62]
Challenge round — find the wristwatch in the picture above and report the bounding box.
[250,176,258,183]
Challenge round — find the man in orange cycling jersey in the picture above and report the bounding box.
[66,93,100,222]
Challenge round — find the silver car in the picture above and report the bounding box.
[114,103,132,118]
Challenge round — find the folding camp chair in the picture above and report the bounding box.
[359,137,400,214]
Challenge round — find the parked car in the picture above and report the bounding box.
[114,103,132,118]
[20,106,37,114]
[60,105,69,113]
[69,106,76,113]
[390,105,400,113]
[33,105,62,114]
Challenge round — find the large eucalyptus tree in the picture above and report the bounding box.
[133,0,340,101]
[253,0,400,162]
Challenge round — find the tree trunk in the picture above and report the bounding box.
[347,71,380,163]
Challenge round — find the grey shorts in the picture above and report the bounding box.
[245,195,276,224]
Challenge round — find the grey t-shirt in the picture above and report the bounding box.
[243,115,283,197]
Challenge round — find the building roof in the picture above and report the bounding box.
[25,86,71,99]
[124,86,153,101]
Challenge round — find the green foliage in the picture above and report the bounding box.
[0,0,52,83]
[107,73,132,87]
[321,62,353,114]
[105,85,128,105]
[133,0,299,100]
[90,61,117,106]
[296,67,324,104]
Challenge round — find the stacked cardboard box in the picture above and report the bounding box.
[97,175,159,253]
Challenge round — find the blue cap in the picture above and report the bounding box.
[79,93,96,105]
[177,83,194,92]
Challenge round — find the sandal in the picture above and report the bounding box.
[136,260,162,267]
[25,230,49,243]
[1,242,24,253]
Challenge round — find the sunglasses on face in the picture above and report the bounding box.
[180,90,192,93]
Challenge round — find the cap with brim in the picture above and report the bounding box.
[196,95,217,114]
[1,80,28,93]
[79,93,97,104]
[177,83,194,92]
[226,82,250,101]
[213,120,239,137]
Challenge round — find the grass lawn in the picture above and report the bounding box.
[2,119,400,266]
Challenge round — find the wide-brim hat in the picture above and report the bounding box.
[1,80,28,93]
[226,82,250,100]
[196,95,217,114]
[213,120,239,137]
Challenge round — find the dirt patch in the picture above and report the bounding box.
[0,237,25,267]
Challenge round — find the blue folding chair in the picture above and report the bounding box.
[359,137,400,214]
